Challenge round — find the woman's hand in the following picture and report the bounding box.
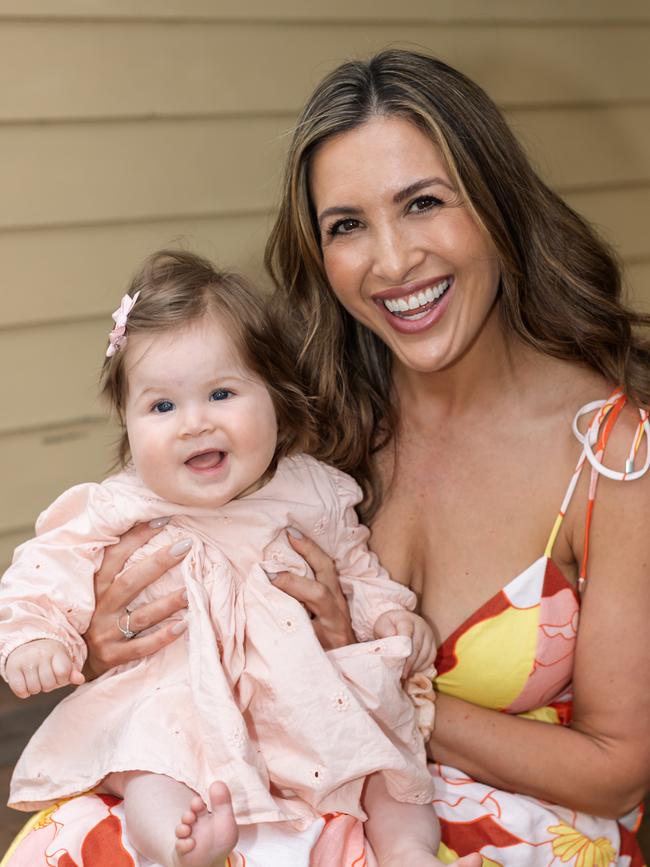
[269,529,356,650]
[83,521,189,679]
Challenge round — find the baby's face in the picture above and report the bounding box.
[123,315,278,509]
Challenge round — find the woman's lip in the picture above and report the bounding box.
[376,279,454,334]
[372,275,453,302]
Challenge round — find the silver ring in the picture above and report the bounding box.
[117,607,138,640]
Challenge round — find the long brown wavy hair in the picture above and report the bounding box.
[100,249,315,472]
[265,48,650,521]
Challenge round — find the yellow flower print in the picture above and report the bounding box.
[548,822,616,867]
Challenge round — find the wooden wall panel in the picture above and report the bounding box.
[0,320,106,432]
[1,22,650,122]
[0,0,648,23]
[566,187,650,260]
[0,419,117,538]
[0,213,272,328]
[0,118,287,229]
[1,108,649,232]
[508,105,650,191]
[626,262,650,311]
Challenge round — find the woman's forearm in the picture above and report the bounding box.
[429,693,646,818]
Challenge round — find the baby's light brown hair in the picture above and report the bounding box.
[100,249,315,471]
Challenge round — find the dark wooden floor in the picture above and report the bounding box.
[1,681,649,859]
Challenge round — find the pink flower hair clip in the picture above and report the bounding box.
[106,291,140,357]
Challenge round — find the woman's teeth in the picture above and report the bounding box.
[382,278,451,318]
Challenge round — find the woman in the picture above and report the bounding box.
[4,50,649,866]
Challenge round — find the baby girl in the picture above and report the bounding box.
[0,250,479,867]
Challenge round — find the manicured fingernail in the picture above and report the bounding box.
[149,516,170,528]
[287,527,303,539]
[181,590,188,601]
[170,539,192,557]
[171,620,187,635]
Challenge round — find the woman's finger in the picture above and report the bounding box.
[286,531,343,596]
[94,520,169,599]
[97,539,191,613]
[122,590,188,635]
[97,620,188,669]
[269,571,329,611]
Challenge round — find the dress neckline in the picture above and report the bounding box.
[436,392,648,655]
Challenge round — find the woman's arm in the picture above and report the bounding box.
[429,435,650,818]
[83,521,189,678]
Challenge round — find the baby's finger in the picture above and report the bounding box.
[51,650,78,687]
[7,670,28,699]
[94,520,169,599]
[37,657,60,693]
[23,663,43,696]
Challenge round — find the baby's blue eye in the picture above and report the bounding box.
[152,400,175,413]
[210,389,232,402]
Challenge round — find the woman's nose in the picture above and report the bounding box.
[370,224,425,285]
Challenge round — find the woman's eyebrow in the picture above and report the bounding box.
[393,176,453,204]
[317,204,362,226]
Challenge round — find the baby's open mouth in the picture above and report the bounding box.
[185,450,226,470]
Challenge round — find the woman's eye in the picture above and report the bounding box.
[326,217,361,237]
[408,195,444,213]
[209,388,232,402]
[152,400,175,413]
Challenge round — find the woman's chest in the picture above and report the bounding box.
[369,430,578,645]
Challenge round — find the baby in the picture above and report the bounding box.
[0,251,479,867]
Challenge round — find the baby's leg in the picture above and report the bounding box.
[105,771,238,867]
[363,773,481,867]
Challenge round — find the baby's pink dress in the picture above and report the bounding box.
[0,454,434,827]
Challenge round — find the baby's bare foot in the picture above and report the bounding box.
[173,782,238,867]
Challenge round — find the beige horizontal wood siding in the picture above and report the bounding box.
[1,10,649,568]
[0,1,648,23]
[1,22,650,122]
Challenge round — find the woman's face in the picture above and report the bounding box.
[310,115,501,374]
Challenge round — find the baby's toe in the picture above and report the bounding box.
[175,821,193,840]
[175,836,196,855]
[180,809,197,826]
[190,795,207,815]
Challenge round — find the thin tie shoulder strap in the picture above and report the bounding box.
[543,391,650,592]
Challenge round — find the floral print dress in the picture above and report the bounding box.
[433,392,649,866]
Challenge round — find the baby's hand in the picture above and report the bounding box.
[5,639,85,699]
[373,610,436,677]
